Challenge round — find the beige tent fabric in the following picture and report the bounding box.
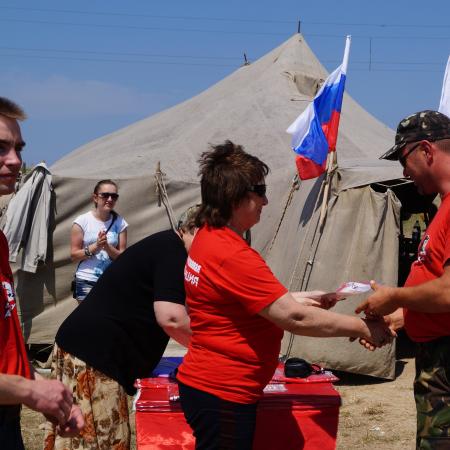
[51,34,396,181]
[14,33,407,379]
[265,172,401,379]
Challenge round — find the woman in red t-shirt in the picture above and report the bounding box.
[177,140,393,450]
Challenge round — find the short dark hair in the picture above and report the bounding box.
[0,97,27,121]
[196,140,269,228]
[435,138,450,153]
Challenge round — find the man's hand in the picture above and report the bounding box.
[383,308,405,333]
[355,280,399,317]
[56,404,85,437]
[24,379,73,426]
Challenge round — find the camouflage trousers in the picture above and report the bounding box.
[414,335,450,450]
[43,344,130,450]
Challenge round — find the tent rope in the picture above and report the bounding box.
[284,177,326,357]
[267,174,300,253]
[154,161,177,233]
[285,156,338,357]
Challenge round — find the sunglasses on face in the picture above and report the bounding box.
[97,192,119,200]
[399,142,422,168]
[247,184,267,197]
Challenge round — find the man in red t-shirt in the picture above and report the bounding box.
[0,97,84,449]
[356,110,450,449]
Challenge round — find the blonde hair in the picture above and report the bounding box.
[177,205,200,234]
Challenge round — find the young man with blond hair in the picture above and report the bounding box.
[0,97,84,449]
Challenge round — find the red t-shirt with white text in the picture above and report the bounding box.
[177,226,287,404]
[404,193,450,342]
[0,231,31,378]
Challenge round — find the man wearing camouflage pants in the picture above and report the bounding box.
[356,110,450,449]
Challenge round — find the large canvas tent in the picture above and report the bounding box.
[13,34,405,378]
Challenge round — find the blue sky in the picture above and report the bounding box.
[2,0,449,166]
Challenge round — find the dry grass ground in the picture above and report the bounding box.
[335,356,416,449]
[20,356,416,450]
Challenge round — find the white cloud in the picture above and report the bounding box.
[0,72,162,119]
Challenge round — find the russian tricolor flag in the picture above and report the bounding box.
[287,36,351,180]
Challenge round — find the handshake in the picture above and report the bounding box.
[293,280,402,351]
[349,314,397,351]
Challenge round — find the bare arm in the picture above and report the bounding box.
[291,291,339,309]
[103,229,127,261]
[70,223,102,262]
[154,301,191,347]
[259,292,392,346]
[356,265,450,316]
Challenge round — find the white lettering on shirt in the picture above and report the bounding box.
[187,256,202,274]
[417,235,430,264]
[184,266,199,287]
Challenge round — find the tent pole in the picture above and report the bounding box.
[285,153,337,357]
[154,162,177,232]
[284,175,327,357]
[318,152,336,228]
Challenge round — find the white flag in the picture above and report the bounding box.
[438,56,450,118]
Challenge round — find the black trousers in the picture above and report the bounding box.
[179,382,258,450]
[0,405,25,450]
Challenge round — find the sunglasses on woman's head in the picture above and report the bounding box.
[247,184,267,197]
[97,192,119,200]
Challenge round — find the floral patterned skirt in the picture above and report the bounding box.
[43,344,130,450]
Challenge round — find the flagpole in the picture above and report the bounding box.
[318,36,350,228]
[284,35,351,355]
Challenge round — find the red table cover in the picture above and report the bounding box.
[135,365,341,450]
